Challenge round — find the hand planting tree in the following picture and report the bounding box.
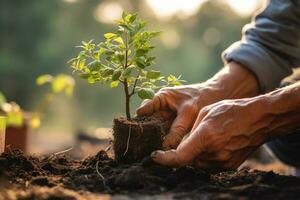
[69,12,184,162]
[69,12,183,120]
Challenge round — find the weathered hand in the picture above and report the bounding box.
[136,84,211,150]
[136,62,259,150]
[151,96,272,170]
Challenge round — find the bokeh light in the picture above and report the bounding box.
[160,29,181,49]
[225,0,262,17]
[94,1,123,24]
[146,0,206,20]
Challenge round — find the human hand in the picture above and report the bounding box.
[151,96,272,170]
[136,62,259,150]
[136,84,212,150]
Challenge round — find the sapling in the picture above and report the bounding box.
[69,12,183,120]
[69,12,184,162]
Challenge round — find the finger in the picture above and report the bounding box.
[173,125,207,166]
[152,125,206,167]
[191,107,209,132]
[151,150,181,167]
[162,107,197,150]
[136,95,165,116]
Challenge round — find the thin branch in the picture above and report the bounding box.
[129,71,141,96]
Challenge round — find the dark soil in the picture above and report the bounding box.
[1,150,300,200]
[113,116,169,163]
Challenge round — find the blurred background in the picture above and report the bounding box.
[0,0,269,154]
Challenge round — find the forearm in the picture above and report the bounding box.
[262,82,300,138]
[201,61,259,101]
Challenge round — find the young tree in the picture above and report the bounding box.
[69,12,184,120]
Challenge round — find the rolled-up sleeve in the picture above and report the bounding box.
[222,0,300,93]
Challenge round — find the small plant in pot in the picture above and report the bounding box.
[0,74,74,153]
[69,12,184,163]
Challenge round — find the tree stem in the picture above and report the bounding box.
[123,30,131,120]
[124,81,131,120]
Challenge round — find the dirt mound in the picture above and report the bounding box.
[1,150,300,200]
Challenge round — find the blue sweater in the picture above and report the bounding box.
[223,0,300,93]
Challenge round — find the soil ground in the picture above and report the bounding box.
[1,149,300,200]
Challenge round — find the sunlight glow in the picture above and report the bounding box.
[146,0,206,20]
[160,29,181,49]
[225,0,261,17]
[203,27,221,46]
[146,0,263,20]
[94,2,123,24]
[63,0,77,3]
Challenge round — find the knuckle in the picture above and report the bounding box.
[172,125,187,137]
[198,106,210,118]
[158,87,171,94]
[163,134,181,149]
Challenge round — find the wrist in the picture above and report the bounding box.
[263,82,300,114]
[199,61,259,101]
[255,82,300,138]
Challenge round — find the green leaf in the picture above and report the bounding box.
[110,81,119,88]
[138,88,155,99]
[80,73,90,79]
[135,57,146,69]
[101,68,114,77]
[87,76,96,84]
[36,74,53,85]
[146,70,161,79]
[114,37,123,44]
[125,13,137,23]
[0,92,7,107]
[122,11,128,19]
[51,75,75,93]
[88,60,102,71]
[122,65,135,78]
[112,69,122,81]
[136,49,148,57]
[104,33,117,39]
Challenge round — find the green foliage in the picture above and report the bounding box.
[36,74,75,97]
[0,92,6,108]
[0,74,75,129]
[69,12,185,119]
[0,94,25,128]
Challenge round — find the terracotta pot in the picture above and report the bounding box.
[5,122,29,153]
[0,116,6,154]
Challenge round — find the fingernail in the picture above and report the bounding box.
[151,150,163,159]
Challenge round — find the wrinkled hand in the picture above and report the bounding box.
[136,62,259,150]
[136,84,219,150]
[151,96,272,170]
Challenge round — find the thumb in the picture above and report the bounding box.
[152,126,206,167]
[151,150,182,167]
[136,95,163,116]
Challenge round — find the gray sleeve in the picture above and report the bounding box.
[222,0,300,93]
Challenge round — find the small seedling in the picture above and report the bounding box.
[69,12,184,120]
